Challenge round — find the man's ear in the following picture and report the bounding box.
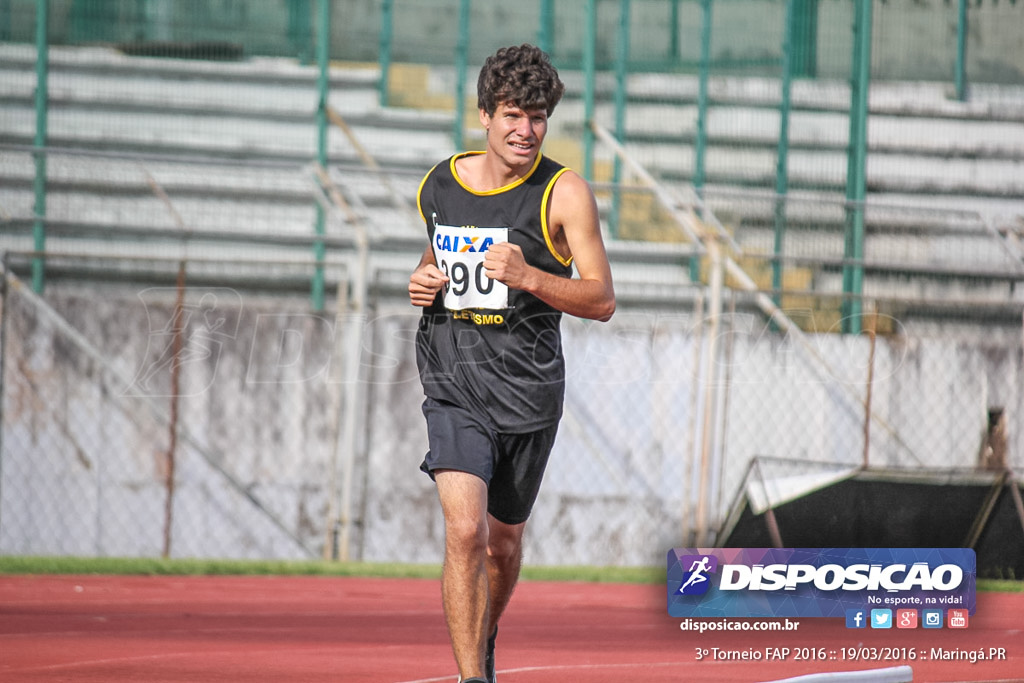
[478,108,491,130]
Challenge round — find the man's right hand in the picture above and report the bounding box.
[408,264,449,307]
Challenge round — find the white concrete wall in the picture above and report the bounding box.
[1,287,1020,564]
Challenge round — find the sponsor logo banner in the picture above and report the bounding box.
[667,548,975,619]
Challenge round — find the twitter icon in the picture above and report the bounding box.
[870,609,893,629]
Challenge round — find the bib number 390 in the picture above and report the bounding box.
[432,223,509,310]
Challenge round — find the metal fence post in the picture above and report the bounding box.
[378,0,394,107]
[695,236,725,546]
[32,0,48,294]
[669,0,681,61]
[336,233,369,564]
[790,0,818,78]
[955,0,968,102]
[694,0,712,195]
[773,0,796,307]
[312,0,330,312]
[0,255,8,535]
[289,0,313,64]
[0,0,10,40]
[311,169,370,564]
[842,0,873,335]
[691,0,713,282]
[582,0,597,183]
[537,0,555,54]
[610,0,631,239]
[452,0,471,151]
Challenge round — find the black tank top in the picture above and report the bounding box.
[415,152,574,432]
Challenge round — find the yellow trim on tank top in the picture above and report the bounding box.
[423,152,573,267]
[542,167,574,267]
[449,151,542,195]
[416,163,440,224]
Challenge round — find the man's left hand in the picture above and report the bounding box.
[483,242,532,291]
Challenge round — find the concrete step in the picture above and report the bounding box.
[0,43,454,169]
[3,44,1022,322]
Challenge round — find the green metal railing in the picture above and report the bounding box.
[31,0,48,293]
[955,0,969,102]
[841,0,873,335]
[312,0,330,311]
[608,0,631,238]
[772,0,796,308]
[452,0,471,151]
[14,0,1021,329]
[377,0,394,107]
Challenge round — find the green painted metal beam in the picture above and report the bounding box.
[610,0,631,239]
[311,0,330,312]
[691,0,714,282]
[670,0,681,62]
[772,0,796,305]
[955,0,968,102]
[378,0,394,107]
[452,0,471,151]
[841,0,873,335]
[289,0,312,64]
[582,0,596,182]
[537,0,555,55]
[790,0,818,78]
[32,0,49,294]
[694,0,712,195]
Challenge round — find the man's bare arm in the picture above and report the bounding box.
[483,171,615,321]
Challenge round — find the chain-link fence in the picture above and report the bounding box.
[0,273,322,559]
[1,0,1023,567]
[14,0,1020,83]
[2,263,1022,566]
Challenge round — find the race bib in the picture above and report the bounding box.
[432,223,509,311]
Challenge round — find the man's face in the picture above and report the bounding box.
[480,101,549,171]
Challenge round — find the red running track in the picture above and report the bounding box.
[1,574,1021,682]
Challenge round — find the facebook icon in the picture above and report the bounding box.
[846,609,867,629]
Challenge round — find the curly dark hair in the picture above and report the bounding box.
[476,44,565,117]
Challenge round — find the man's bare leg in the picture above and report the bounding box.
[435,470,490,681]
[483,516,525,680]
[485,515,525,636]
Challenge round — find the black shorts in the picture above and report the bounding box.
[419,397,559,525]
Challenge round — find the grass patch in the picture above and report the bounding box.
[521,564,662,584]
[977,578,1024,593]
[0,556,436,579]
[0,556,659,584]
[0,556,1016,591]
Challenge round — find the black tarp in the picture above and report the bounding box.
[718,465,1024,580]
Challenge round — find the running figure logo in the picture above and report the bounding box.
[677,555,718,595]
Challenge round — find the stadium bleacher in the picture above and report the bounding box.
[0,42,1022,327]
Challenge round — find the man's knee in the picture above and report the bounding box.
[487,521,524,564]
[445,514,489,554]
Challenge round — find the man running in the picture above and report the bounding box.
[408,44,615,683]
